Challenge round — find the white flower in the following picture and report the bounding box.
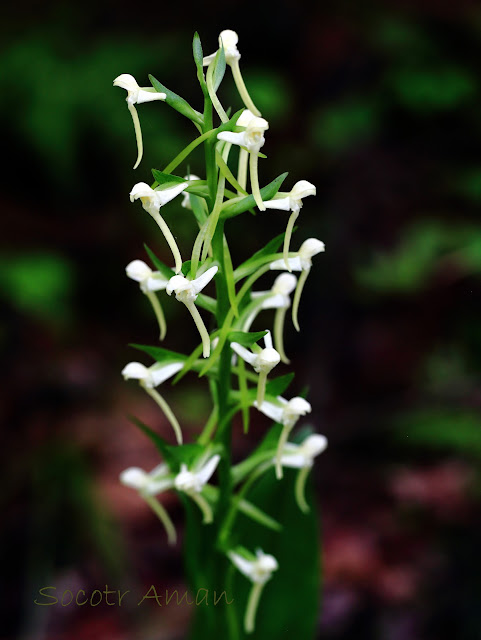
[202,30,261,118]
[126,259,169,293]
[228,548,278,634]
[121,360,184,444]
[166,265,218,304]
[277,434,328,513]
[113,74,166,169]
[279,434,328,469]
[174,455,220,495]
[217,110,269,212]
[166,266,218,358]
[217,109,269,154]
[174,454,221,523]
[126,260,170,340]
[263,181,317,272]
[113,74,166,105]
[121,361,183,388]
[270,238,325,272]
[130,182,188,214]
[255,395,311,428]
[250,273,298,312]
[130,182,188,274]
[263,180,316,213]
[255,394,312,481]
[270,238,325,332]
[245,273,297,363]
[203,29,241,66]
[119,463,177,544]
[120,463,173,495]
[181,174,201,209]
[231,331,280,406]
[228,548,278,585]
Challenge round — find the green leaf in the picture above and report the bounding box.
[265,373,295,397]
[151,169,186,190]
[181,260,192,276]
[221,172,288,219]
[229,330,267,348]
[230,470,321,640]
[128,415,176,469]
[234,231,287,281]
[223,236,238,317]
[143,244,175,279]
[215,149,248,196]
[129,343,186,363]
[192,32,208,96]
[188,192,208,225]
[149,74,203,125]
[212,44,226,92]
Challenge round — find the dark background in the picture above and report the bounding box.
[2,1,481,638]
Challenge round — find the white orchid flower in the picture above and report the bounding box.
[203,30,260,117]
[174,454,220,523]
[113,74,166,169]
[122,360,184,444]
[263,181,316,270]
[217,110,269,212]
[120,463,177,544]
[166,266,218,358]
[228,548,278,633]
[181,174,201,209]
[246,273,297,363]
[278,434,328,512]
[130,182,188,274]
[255,395,312,479]
[230,331,280,406]
[270,238,325,332]
[126,259,170,340]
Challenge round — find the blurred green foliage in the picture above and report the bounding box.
[0,253,73,324]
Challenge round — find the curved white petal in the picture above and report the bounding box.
[270,256,303,271]
[262,196,291,211]
[144,273,169,292]
[195,454,221,486]
[156,182,189,206]
[136,89,167,104]
[231,342,257,367]
[255,400,284,423]
[149,361,184,386]
[228,552,256,580]
[217,131,246,147]
[192,265,218,294]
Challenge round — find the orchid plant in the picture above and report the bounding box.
[115,29,326,639]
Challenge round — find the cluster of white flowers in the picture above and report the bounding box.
[114,28,328,635]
